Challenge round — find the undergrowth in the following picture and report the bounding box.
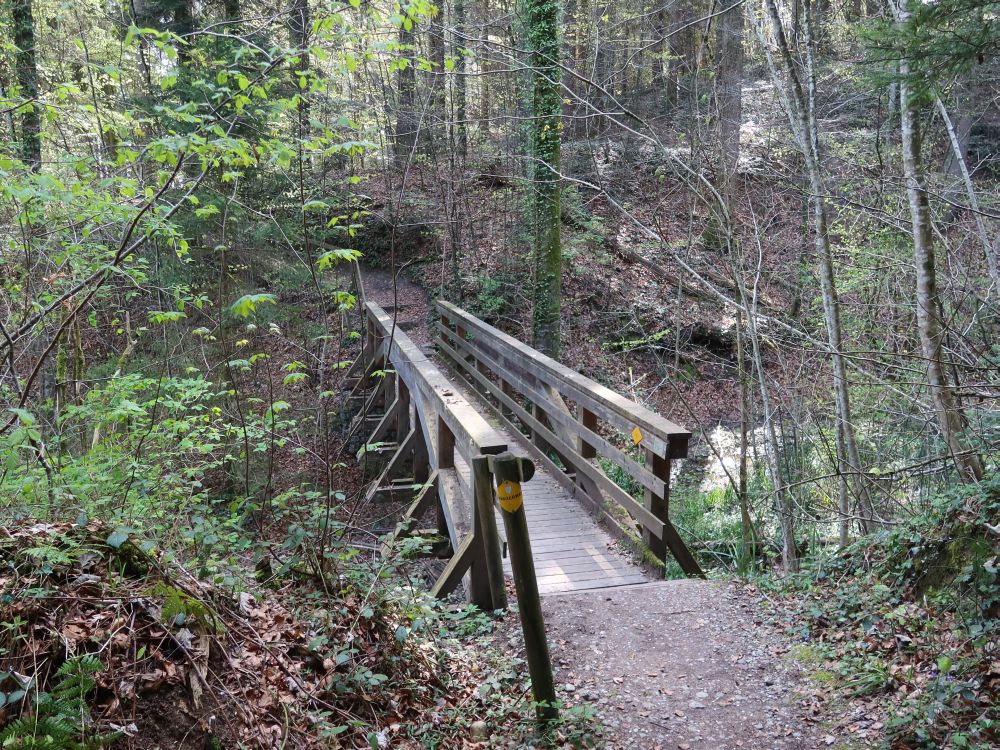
[769,475,1000,749]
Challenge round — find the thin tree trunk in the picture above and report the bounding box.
[735,309,759,570]
[289,0,311,131]
[395,21,417,160]
[453,0,468,156]
[895,2,984,482]
[428,8,446,153]
[935,97,999,290]
[224,0,241,22]
[714,0,744,205]
[759,0,874,532]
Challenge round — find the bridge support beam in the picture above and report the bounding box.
[644,448,704,577]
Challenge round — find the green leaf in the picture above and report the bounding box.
[107,529,130,549]
[229,293,277,318]
[148,310,187,325]
[8,408,35,426]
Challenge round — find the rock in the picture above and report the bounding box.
[470,721,488,741]
[563,683,576,693]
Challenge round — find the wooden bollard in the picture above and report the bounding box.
[472,455,508,611]
[488,452,558,725]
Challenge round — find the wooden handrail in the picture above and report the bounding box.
[435,300,703,576]
[366,301,507,462]
[436,301,690,458]
[357,300,514,607]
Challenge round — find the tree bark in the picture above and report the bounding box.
[760,0,874,532]
[12,0,41,170]
[395,19,417,160]
[453,0,468,156]
[895,2,984,482]
[289,0,311,132]
[428,8,447,153]
[522,0,562,357]
[714,0,744,204]
[936,96,999,290]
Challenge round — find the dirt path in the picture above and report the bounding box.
[542,579,849,750]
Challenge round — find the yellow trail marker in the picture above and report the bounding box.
[631,426,643,445]
[497,480,523,513]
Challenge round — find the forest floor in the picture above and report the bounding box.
[358,266,870,750]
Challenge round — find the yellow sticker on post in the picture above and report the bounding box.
[497,480,523,513]
[631,426,643,445]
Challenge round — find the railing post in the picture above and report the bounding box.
[395,380,410,439]
[578,408,598,459]
[436,418,455,546]
[471,455,507,611]
[489,452,557,726]
[437,417,455,469]
[643,447,669,565]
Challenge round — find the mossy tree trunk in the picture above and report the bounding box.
[12,0,41,170]
[521,0,562,357]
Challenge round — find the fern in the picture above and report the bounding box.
[1,655,118,750]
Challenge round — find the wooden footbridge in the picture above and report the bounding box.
[343,283,703,609]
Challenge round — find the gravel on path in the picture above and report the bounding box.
[540,579,848,750]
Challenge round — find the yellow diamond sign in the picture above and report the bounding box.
[631,426,643,445]
[497,480,523,513]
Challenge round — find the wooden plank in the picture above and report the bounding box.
[438,300,690,458]
[382,472,441,553]
[436,467,471,550]
[438,324,668,497]
[537,575,648,594]
[538,571,649,587]
[437,334,666,539]
[430,535,476,598]
[515,547,629,564]
[531,558,642,575]
[365,428,416,501]
[357,397,401,460]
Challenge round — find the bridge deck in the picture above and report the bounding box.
[450,387,650,595]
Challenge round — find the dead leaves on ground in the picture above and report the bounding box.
[0,520,487,749]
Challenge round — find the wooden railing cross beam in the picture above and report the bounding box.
[435,300,704,578]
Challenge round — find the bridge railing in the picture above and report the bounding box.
[345,300,512,608]
[435,300,703,576]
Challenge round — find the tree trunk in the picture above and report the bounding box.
[895,5,984,482]
[174,0,195,67]
[12,0,41,170]
[670,0,693,108]
[522,0,562,357]
[428,9,446,152]
[223,0,241,22]
[453,0,468,156]
[714,0,744,204]
[289,0,311,132]
[395,21,417,160]
[761,0,874,532]
[936,97,999,289]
